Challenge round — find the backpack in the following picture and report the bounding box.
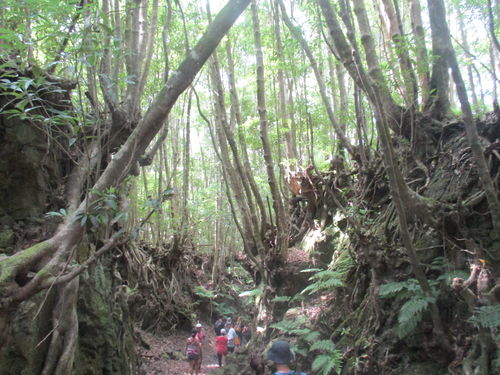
[186,343,199,360]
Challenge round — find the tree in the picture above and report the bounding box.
[0,0,251,371]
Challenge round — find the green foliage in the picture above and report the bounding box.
[74,187,123,229]
[214,301,238,317]
[270,317,342,374]
[396,296,436,338]
[193,285,217,300]
[270,316,311,336]
[331,250,355,281]
[380,278,438,338]
[469,305,500,329]
[310,340,342,375]
[45,208,67,218]
[301,269,344,295]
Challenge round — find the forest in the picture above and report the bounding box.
[0,0,499,374]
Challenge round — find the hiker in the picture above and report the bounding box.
[225,322,237,353]
[234,317,243,346]
[185,330,202,375]
[214,316,225,335]
[194,323,205,370]
[215,328,228,367]
[195,323,205,342]
[267,340,307,375]
[242,324,251,345]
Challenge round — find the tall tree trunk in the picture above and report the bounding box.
[408,0,430,107]
[425,0,450,117]
[251,0,288,258]
[427,0,500,240]
[380,0,418,107]
[457,11,479,111]
[278,0,355,158]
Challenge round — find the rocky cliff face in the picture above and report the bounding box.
[0,64,137,375]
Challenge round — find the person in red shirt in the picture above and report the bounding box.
[215,328,228,367]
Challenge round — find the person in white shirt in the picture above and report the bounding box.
[225,322,237,353]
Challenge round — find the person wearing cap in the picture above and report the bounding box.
[215,328,228,367]
[185,330,202,375]
[267,340,307,375]
[195,323,205,342]
[194,323,205,371]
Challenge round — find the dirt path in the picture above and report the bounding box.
[138,325,229,375]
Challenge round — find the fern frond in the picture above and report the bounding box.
[469,305,500,329]
[270,317,308,334]
[396,312,423,338]
[312,352,342,375]
[193,286,216,299]
[312,354,329,372]
[379,279,419,298]
[301,270,343,295]
[398,296,434,325]
[303,330,321,343]
[310,339,336,352]
[309,270,343,281]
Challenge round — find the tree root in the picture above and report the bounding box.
[41,277,79,375]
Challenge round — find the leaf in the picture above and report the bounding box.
[239,287,263,298]
[379,280,419,298]
[469,305,500,329]
[302,330,321,343]
[310,339,336,352]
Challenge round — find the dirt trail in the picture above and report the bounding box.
[138,325,229,375]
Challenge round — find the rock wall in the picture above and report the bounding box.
[0,67,137,375]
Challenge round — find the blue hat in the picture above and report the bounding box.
[267,340,293,364]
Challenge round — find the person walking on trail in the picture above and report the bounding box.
[215,328,228,367]
[214,316,225,335]
[234,317,243,347]
[225,322,237,353]
[242,324,251,345]
[185,331,202,375]
[267,340,307,375]
[194,323,205,371]
[195,323,205,342]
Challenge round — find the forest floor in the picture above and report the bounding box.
[138,325,229,375]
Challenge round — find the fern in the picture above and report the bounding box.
[303,330,321,343]
[311,340,342,375]
[380,279,438,338]
[310,340,336,352]
[398,296,435,325]
[469,305,500,329]
[379,279,420,299]
[270,317,311,336]
[301,269,344,295]
[193,285,216,299]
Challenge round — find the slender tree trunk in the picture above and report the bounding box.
[380,0,418,107]
[278,0,355,158]
[408,0,430,107]
[425,0,450,117]
[427,0,500,239]
[251,0,288,258]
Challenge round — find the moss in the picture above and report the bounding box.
[0,228,15,251]
[0,240,53,285]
